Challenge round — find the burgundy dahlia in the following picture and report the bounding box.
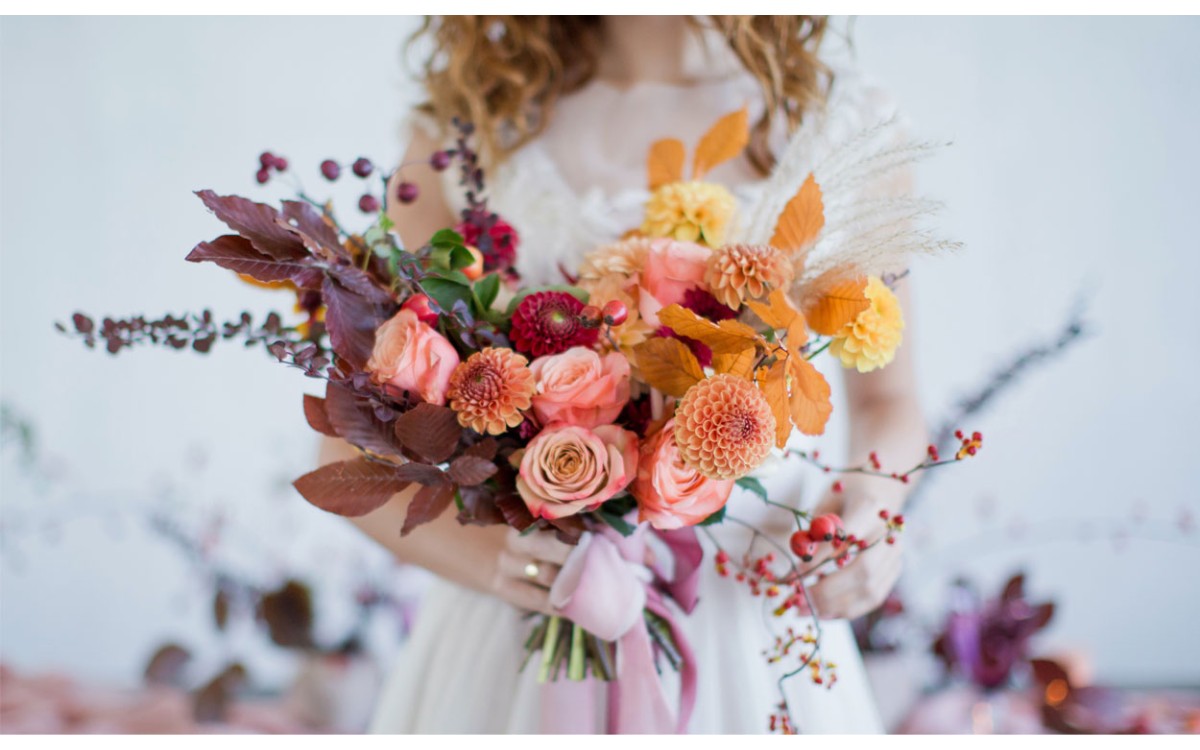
[657,326,713,368]
[455,214,519,271]
[510,291,598,358]
[681,287,738,322]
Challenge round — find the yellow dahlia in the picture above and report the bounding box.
[447,347,536,435]
[642,180,736,248]
[578,238,651,281]
[704,243,795,309]
[829,276,904,373]
[673,374,776,480]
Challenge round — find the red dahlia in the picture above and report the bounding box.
[510,291,598,357]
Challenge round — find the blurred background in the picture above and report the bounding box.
[1,15,1198,733]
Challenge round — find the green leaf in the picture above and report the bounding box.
[475,273,501,310]
[448,245,475,270]
[596,509,636,537]
[420,276,473,314]
[429,229,465,248]
[698,505,727,526]
[735,476,768,501]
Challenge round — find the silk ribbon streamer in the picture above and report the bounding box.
[541,524,701,734]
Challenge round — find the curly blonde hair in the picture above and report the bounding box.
[409,16,830,175]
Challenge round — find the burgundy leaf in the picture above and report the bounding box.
[393,402,463,464]
[1001,573,1026,603]
[186,234,310,284]
[328,263,396,305]
[196,190,306,261]
[394,462,448,486]
[1032,602,1056,630]
[302,394,338,437]
[213,587,231,630]
[495,491,537,533]
[292,457,410,517]
[324,382,400,457]
[72,313,94,334]
[257,581,314,649]
[401,481,456,536]
[193,663,247,723]
[464,437,499,462]
[548,514,587,545]
[280,199,345,261]
[143,643,192,687]
[448,455,498,487]
[323,276,387,370]
[457,484,506,526]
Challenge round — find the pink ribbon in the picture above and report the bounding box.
[542,525,701,734]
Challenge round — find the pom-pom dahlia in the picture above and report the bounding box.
[829,276,904,373]
[642,180,736,248]
[704,243,794,309]
[673,374,776,480]
[510,291,599,358]
[447,347,536,435]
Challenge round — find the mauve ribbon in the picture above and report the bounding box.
[542,525,701,734]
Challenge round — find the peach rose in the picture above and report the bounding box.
[529,347,631,429]
[516,424,639,520]
[366,309,460,405]
[637,238,711,327]
[632,419,735,530]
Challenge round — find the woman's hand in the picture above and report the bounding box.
[490,528,574,616]
[805,477,906,620]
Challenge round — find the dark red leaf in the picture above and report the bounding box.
[143,643,192,687]
[323,276,387,370]
[464,438,498,462]
[186,234,307,284]
[394,462,447,486]
[1001,573,1026,603]
[393,402,463,464]
[495,491,537,533]
[196,190,306,261]
[279,199,345,261]
[324,382,400,457]
[457,484,506,526]
[302,394,338,437]
[1032,602,1056,630]
[401,481,456,535]
[257,581,314,649]
[448,455,498,486]
[548,514,586,545]
[193,663,247,723]
[292,457,410,517]
[72,313,94,334]
[213,587,231,630]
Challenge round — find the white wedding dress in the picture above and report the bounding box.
[370,50,908,734]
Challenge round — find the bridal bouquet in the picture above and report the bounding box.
[65,111,975,733]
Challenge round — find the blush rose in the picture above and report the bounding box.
[516,423,639,520]
[529,347,631,429]
[632,419,735,530]
[366,309,460,405]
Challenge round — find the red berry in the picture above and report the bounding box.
[358,194,380,213]
[396,181,419,204]
[401,293,439,326]
[878,509,890,520]
[955,430,964,440]
[972,431,982,441]
[430,150,451,171]
[273,156,288,172]
[352,157,374,177]
[579,305,603,327]
[808,516,836,542]
[320,160,341,181]
[715,550,730,565]
[255,168,270,184]
[259,151,276,168]
[832,481,843,493]
[789,530,816,562]
[893,514,904,525]
[602,299,628,326]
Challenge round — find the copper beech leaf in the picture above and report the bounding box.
[302,394,338,437]
[633,337,704,398]
[759,361,793,448]
[293,457,411,517]
[692,107,749,179]
[279,199,344,262]
[195,190,307,261]
[744,288,799,330]
[324,382,399,457]
[770,173,825,252]
[658,304,761,355]
[401,480,456,536]
[647,138,686,190]
[322,276,385,370]
[448,455,498,487]
[186,235,309,285]
[804,277,870,335]
[393,402,463,464]
[787,355,833,436]
[712,346,757,379]
[786,313,809,351]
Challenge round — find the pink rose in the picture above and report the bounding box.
[638,238,711,327]
[632,419,735,530]
[517,424,639,520]
[366,309,460,405]
[529,347,631,429]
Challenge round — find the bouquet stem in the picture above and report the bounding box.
[537,615,562,683]
[568,623,586,681]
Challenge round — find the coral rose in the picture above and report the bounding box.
[529,347,631,429]
[633,419,735,530]
[829,276,904,373]
[366,309,460,405]
[642,180,736,247]
[638,238,712,327]
[516,424,639,520]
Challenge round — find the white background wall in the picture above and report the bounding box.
[2,16,1198,690]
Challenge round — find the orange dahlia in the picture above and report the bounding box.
[447,347,536,435]
[673,374,776,480]
[829,276,904,373]
[704,243,794,309]
[642,181,736,248]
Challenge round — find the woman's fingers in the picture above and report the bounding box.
[809,539,903,620]
[493,576,554,616]
[497,548,560,589]
[507,527,573,566]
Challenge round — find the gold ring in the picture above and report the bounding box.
[523,562,540,579]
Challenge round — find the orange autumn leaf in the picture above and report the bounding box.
[803,277,870,335]
[787,354,832,436]
[745,288,799,330]
[692,108,749,180]
[712,346,757,379]
[758,360,792,448]
[786,313,809,351]
[647,138,686,190]
[658,304,761,355]
[770,173,825,252]
[633,337,704,398]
